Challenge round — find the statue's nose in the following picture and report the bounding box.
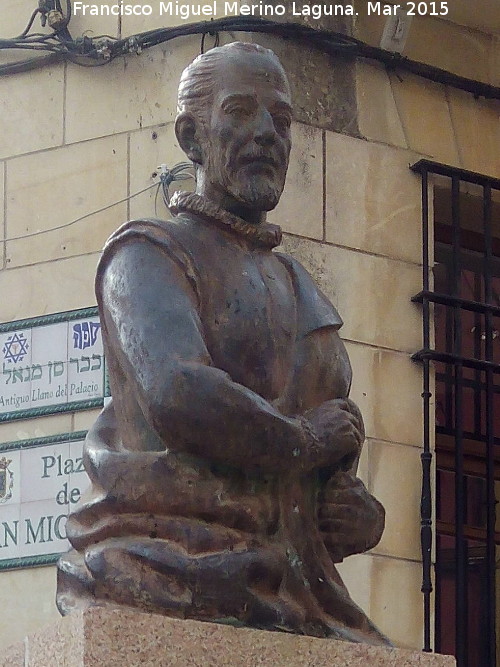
[254,109,276,147]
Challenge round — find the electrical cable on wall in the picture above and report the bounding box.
[0,161,194,244]
[0,182,157,244]
[1,4,499,100]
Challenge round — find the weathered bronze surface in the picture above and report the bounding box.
[57,42,389,646]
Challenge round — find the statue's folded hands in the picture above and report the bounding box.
[318,471,386,563]
[304,397,365,472]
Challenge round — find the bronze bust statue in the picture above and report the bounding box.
[57,42,390,646]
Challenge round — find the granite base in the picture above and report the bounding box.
[1,607,456,666]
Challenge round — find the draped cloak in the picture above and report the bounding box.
[56,197,390,646]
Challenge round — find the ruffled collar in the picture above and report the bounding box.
[169,191,282,249]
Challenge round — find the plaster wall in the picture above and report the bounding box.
[0,0,498,653]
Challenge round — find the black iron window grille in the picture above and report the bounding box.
[411,160,500,666]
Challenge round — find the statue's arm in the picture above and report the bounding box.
[99,238,342,473]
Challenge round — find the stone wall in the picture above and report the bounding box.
[0,0,499,653]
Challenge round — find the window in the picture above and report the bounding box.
[412,160,500,666]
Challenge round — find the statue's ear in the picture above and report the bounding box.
[175,113,203,165]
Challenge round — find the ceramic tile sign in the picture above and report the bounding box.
[0,308,108,422]
[0,432,90,569]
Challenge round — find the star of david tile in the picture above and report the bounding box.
[2,332,29,364]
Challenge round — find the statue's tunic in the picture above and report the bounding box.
[57,193,389,646]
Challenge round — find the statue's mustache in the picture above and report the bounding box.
[236,149,287,170]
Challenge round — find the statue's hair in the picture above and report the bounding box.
[177,42,288,125]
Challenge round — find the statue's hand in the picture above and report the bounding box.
[317,472,385,563]
[303,398,364,470]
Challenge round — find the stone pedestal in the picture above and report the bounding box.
[1,607,456,667]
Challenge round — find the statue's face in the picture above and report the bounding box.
[204,51,292,213]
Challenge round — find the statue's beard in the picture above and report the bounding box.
[228,175,283,212]
[205,151,285,214]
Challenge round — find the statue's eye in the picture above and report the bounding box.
[273,114,291,134]
[227,106,252,117]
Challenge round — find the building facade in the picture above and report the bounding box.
[0,1,499,663]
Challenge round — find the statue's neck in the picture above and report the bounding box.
[168,191,282,250]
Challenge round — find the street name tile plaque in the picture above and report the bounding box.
[0,308,108,422]
[0,432,90,570]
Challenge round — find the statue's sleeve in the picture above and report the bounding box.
[96,229,316,473]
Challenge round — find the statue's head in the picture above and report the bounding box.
[175,42,292,219]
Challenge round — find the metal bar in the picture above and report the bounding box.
[445,265,454,434]
[445,317,454,432]
[412,290,500,317]
[483,182,497,666]
[419,166,433,653]
[451,175,467,666]
[413,349,500,374]
[473,275,482,439]
[411,159,500,190]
